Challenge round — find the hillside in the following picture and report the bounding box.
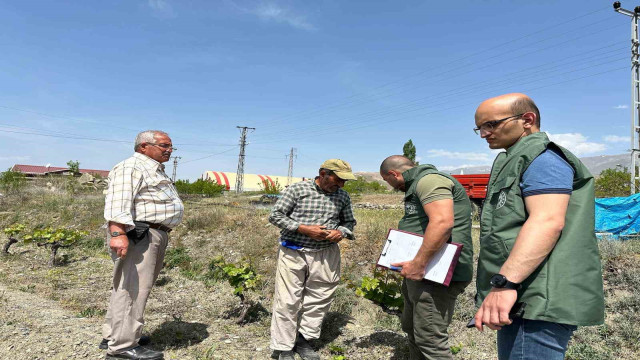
[357,153,631,178]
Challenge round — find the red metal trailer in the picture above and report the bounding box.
[452,174,490,206]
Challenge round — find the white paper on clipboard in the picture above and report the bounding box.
[377,229,462,286]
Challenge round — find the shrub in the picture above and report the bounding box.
[343,176,387,195]
[351,269,404,315]
[259,178,282,194]
[2,223,26,254]
[595,167,639,198]
[207,256,262,324]
[23,227,87,266]
[0,168,27,194]
[175,179,225,196]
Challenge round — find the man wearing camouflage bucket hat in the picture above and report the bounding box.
[268,159,357,360]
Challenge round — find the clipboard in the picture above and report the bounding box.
[376,229,463,286]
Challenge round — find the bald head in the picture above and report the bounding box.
[476,93,541,128]
[380,155,415,174]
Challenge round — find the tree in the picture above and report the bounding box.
[66,160,80,176]
[594,167,639,198]
[403,139,418,165]
[0,168,26,194]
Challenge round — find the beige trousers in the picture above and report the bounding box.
[270,244,341,351]
[102,228,169,354]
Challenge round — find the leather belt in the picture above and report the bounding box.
[141,222,172,233]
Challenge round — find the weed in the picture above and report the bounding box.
[77,306,107,318]
[450,343,464,354]
[165,246,193,270]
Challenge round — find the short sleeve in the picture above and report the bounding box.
[520,148,574,197]
[415,174,454,205]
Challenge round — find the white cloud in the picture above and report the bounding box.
[0,156,30,162]
[604,135,631,143]
[614,105,629,109]
[438,164,483,171]
[547,133,606,156]
[148,0,175,17]
[426,149,492,163]
[246,2,316,31]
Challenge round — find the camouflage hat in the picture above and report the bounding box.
[320,159,356,180]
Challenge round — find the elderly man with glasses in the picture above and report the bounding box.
[268,159,357,360]
[101,130,183,360]
[472,93,604,360]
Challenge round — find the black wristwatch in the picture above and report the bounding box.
[490,274,521,290]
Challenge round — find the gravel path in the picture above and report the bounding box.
[0,283,104,360]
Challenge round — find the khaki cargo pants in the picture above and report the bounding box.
[402,279,470,360]
[102,228,169,354]
[270,244,341,351]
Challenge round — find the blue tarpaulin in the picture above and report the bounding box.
[595,193,640,238]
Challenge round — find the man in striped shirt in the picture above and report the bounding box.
[102,130,183,360]
[269,159,357,360]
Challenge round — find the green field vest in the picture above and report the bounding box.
[477,132,604,326]
[398,164,473,282]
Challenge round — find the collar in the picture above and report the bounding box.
[505,131,549,156]
[401,164,437,191]
[133,152,165,172]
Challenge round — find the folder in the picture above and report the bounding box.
[377,229,463,286]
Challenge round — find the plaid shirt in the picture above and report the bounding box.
[269,179,356,250]
[104,152,184,232]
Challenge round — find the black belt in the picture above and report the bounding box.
[141,222,172,233]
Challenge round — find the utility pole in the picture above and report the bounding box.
[286,147,297,186]
[235,126,255,194]
[614,2,640,194]
[171,156,181,182]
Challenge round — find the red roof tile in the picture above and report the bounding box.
[11,164,110,177]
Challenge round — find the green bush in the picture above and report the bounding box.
[23,227,87,266]
[343,176,387,195]
[0,168,26,194]
[207,256,262,323]
[175,179,225,196]
[259,178,282,194]
[595,167,639,198]
[351,269,403,314]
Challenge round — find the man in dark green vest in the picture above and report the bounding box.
[473,93,605,360]
[380,155,473,360]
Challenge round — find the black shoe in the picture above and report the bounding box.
[100,336,151,350]
[105,346,163,360]
[295,334,320,360]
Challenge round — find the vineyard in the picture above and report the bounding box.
[0,180,639,359]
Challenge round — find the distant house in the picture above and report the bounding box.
[10,164,110,178]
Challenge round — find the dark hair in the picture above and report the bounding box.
[511,97,541,127]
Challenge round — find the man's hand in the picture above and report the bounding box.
[474,288,517,331]
[325,229,343,243]
[390,259,427,281]
[110,235,130,258]
[298,225,329,240]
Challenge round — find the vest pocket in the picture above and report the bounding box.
[487,176,517,213]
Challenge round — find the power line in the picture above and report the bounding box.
[252,56,627,143]
[246,5,612,128]
[254,24,626,138]
[252,65,627,144]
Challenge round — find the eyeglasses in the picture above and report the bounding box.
[473,113,525,135]
[147,143,177,151]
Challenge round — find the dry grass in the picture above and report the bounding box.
[0,188,638,359]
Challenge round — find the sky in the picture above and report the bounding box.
[0,0,635,180]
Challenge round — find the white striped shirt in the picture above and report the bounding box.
[104,152,184,231]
